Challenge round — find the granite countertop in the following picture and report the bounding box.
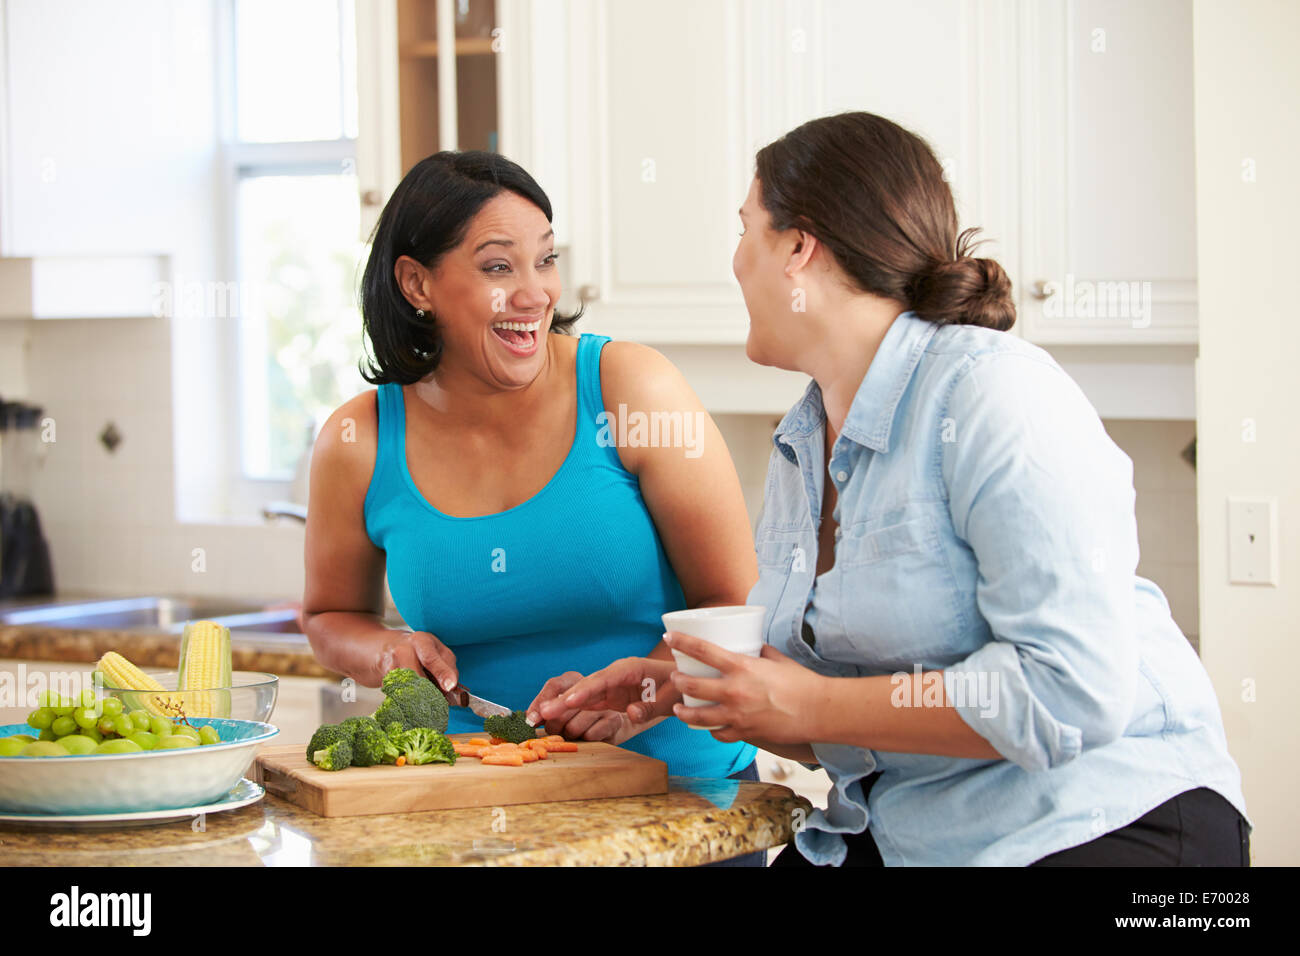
[0,612,337,679]
[0,780,809,867]
[0,600,816,865]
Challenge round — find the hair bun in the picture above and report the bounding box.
[909,249,1015,332]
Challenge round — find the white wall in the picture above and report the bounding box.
[1193,0,1300,866]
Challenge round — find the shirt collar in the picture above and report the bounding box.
[772,311,937,459]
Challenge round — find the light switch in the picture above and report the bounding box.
[1227,497,1278,586]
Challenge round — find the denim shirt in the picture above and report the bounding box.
[751,311,1248,866]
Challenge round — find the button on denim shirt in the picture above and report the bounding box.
[751,311,1248,866]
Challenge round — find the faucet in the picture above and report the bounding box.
[262,501,307,524]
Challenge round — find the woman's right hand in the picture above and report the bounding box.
[534,656,679,726]
[377,629,458,693]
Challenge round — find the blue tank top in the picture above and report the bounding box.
[363,333,756,779]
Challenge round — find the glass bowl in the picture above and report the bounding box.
[100,669,278,724]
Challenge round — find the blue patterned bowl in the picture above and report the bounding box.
[0,718,278,815]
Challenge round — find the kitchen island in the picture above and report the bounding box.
[0,778,808,866]
[0,646,812,866]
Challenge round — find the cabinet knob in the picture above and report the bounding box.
[360,189,383,207]
[768,758,791,780]
[1029,279,1056,300]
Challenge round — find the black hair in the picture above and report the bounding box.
[358,150,582,385]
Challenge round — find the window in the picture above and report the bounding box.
[224,0,366,481]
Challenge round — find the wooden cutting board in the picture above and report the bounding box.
[252,734,669,817]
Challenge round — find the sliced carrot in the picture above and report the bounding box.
[532,747,548,759]
[548,741,579,753]
[395,755,406,767]
[489,736,513,746]
[481,753,524,767]
[542,735,566,743]
[518,748,539,763]
[456,745,486,758]
[466,737,491,747]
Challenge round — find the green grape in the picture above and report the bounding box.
[158,735,198,750]
[0,738,26,756]
[9,734,36,744]
[97,716,116,736]
[51,696,76,717]
[36,690,61,709]
[73,707,99,730]
[111,714,134,737]
[93,738,143,755]
[102,698,126,718]
[38,728,57,741]
[171,724,201,742]
[78,688,98,709]
[26,708,54,730]
[129,709,150,730]
[58,735,98,755]
[127,731,159,751]
[50,715,77,737]
[82,725,103,743]
[197,725,221,746]
[148,715,171,737]
[21,740,70,756]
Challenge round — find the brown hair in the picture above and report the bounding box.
[754,111,1015,331]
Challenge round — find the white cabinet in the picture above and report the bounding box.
[350,0,1201,412]
[1018,0,1198,344]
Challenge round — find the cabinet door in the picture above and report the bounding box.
[353,0,506,242]
[563,0,754,343]
[1019,0,1198,344]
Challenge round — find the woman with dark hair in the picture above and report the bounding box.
[541,111,1251,866]
[301,152,764,849]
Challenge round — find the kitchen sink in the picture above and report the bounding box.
[0,596,303,637]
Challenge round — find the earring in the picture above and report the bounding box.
[416,309,425,318]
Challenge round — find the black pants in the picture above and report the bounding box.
[770,774,1250,867]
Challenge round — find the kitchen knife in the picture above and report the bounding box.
[443,685,519,721]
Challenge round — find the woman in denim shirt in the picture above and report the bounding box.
[544,112,1250,866]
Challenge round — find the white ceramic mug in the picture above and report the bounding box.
[661,605,766,730]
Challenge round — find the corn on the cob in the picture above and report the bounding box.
[176,620,233,718]
[96,650,175,717]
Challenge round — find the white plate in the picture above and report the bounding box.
[0,777,265,829]
[0,717,278,814]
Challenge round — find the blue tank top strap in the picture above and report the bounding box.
[364,384,403,540]
[575,333,610,419]
[573,333,623,468]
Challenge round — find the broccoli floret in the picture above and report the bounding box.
[381,667,419,695]
[304,723,348,763]
[370,669,450,733]
[312,737,352,771]
[483,710,536,744]
[349,716,400,767]
[372,696,407,732]
[392,727,457,766]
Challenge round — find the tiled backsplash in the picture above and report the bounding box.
[9,317,1198,646]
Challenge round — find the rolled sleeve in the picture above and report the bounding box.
[940,352,1140,771]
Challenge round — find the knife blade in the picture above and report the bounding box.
[443,685,514,720]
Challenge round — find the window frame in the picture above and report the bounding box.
[215,0,360,494]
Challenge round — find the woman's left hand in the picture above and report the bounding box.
[665,630,824,745]
[526,671,648,746]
